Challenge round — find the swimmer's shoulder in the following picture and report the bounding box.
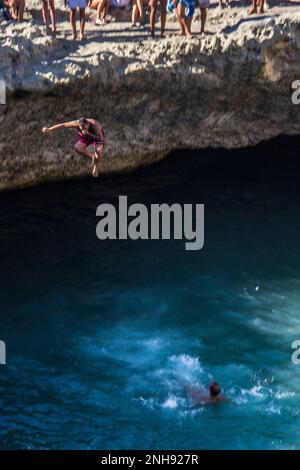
[214,396,230,403]
[198,396,230,406]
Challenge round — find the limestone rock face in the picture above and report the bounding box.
[1,5,300,190]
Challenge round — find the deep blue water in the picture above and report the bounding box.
[1,137,300,450]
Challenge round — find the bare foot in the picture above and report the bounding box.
[259,7,264,13]
[92,160,100,177]
[92,153,101,176]
[79,33,85,40]
[72,33,77,40]
[248,7,257,14]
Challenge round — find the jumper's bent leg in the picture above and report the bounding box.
[74,142,94,160]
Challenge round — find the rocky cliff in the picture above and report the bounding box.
[1,3,300,190]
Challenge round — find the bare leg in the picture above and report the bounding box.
[70,9,77,39]
[150,0,157,37]
[49,0,56,32]
[176,3,185,35]
[104,0,109,21]
[74,142,95,160]
[259,0,264,13]
[17,0,25,20]
[96,1,102,22]
[177,4,192,38]
[200,7,206,34]
[160,0,167,37]
[92,145,104,177]
[101,0,108,22]
[132,3,139,25]
[248,0,257,14]
[137,0,145,24]
[96,0,106,24]
[79,8,86,39]
[42,0,49,25]
[186,16,192,35]
[6,0,17,19]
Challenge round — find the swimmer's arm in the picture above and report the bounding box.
[42,121,79,133]
[191,396,230,407]
[218,396,230,403]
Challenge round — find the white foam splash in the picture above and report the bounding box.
[137,396,156,410]
[168,354,203,372]
[162,395,179,409]
[274,391,295,400]
[232,385,267,404]
[265,403,281,415]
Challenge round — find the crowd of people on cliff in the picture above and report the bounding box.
[1,0,267,40]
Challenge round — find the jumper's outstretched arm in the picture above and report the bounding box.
[42,120,78,133]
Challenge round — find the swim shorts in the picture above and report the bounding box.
[68,0,87,9]
[77,128,106,148]
[167,0,195,18]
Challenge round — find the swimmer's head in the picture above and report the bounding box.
[79,117,89,130]
[209,382,221,397]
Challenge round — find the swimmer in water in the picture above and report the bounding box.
[42,117,105,177]
[186,382,229,406]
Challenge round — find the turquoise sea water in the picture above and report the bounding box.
[1,137,300,449]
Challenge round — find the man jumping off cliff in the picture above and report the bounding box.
[42,117,105,177]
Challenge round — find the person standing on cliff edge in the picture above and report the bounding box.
[65,0,88,40]
[196,0,209,36]
[248,0,265,15]
[42,117,105,177]
[167,0,193,38]
[41,0,57,34]
[150,0,167,38]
